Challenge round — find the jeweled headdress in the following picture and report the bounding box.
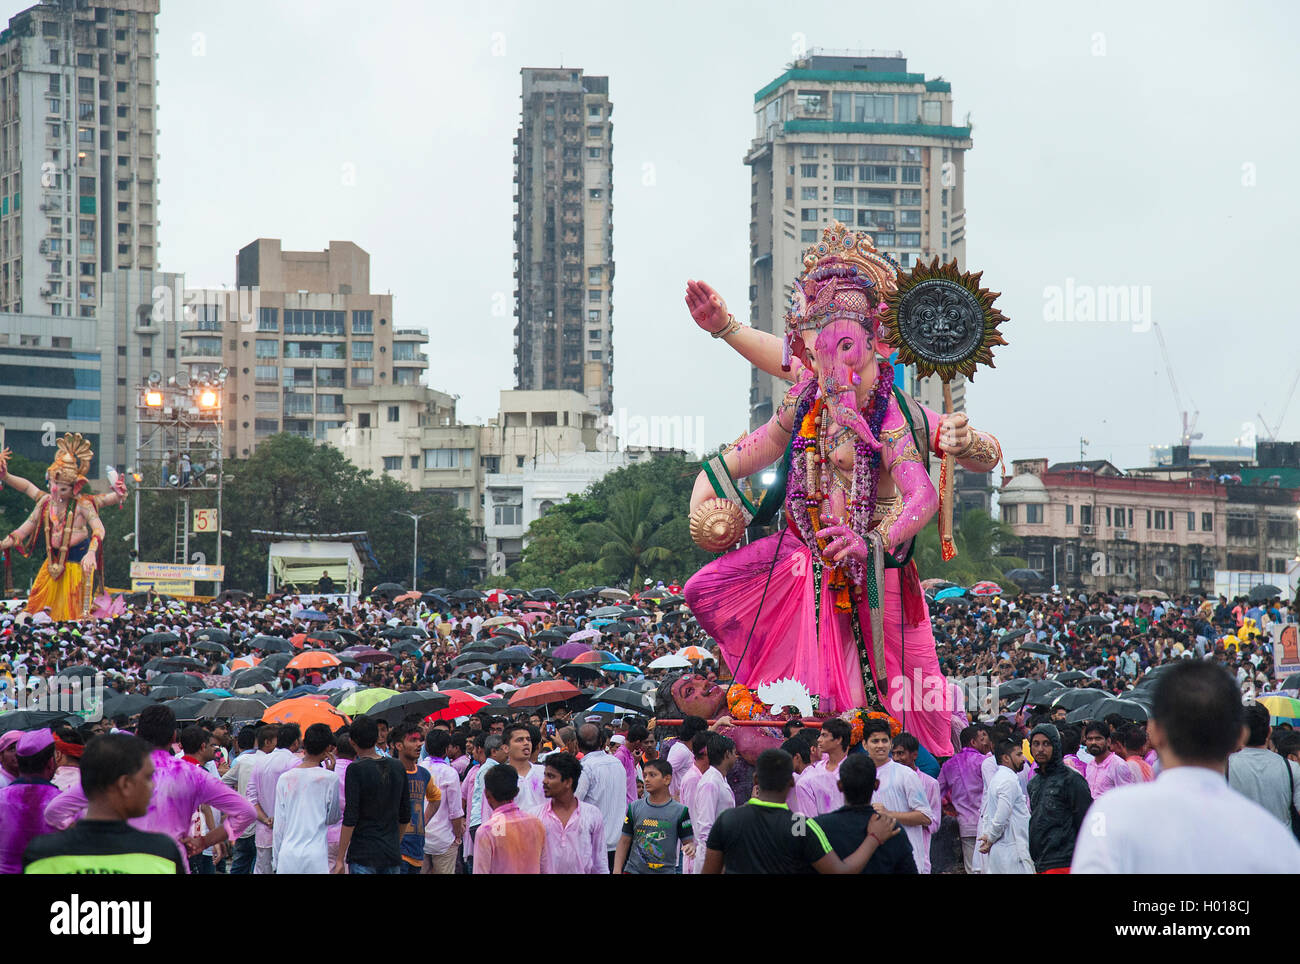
[47,433,93,487]
[783,220,900,369]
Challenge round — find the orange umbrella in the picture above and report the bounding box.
[289,633,310,649]
[230,656,261,670]
[287,650,341,670]
[395,591,422,603]
[262,695,348,730]
[508,680,581,708]
[679,645,715,662]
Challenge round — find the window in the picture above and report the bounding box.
[799,164,819,178]
[357,412,371,428]
[833,207,854,223]
[382,456,402,471]
[1026,504,1043,524]
[257,308,278,331]
[589,189,602,200]
[898,189,922,206]
[801,145,818,158]
[833,187,854,204]
[1065,504,1073,525]
[392,343,419,361]
[352,341,373,360]
[1187,512,1195,531]
[494,504,522,526]
[872,232,895,247]
[587,329,601,341]
[424,449,471,469]
[802,186,820,200]
[922,101,942,124]
[588,105,601,117]
[283,309,344,335]
[587,267,602,284]
[516,456,525,468]
[899,209,921,226]
[859,165,896,183]
[1154,510,1166,530]
[860,189,893,205]
[255,419,279,437]
[1080,504,1092,526]
[587,310,600,322]
[897,94,919,122]
[351,367,373,387]
[254,339,278,358]
[900,167,922,184]
[1065,550,1075,573]
[1201,512,1213,531]
[801,229,818,243]
[588,289,601,303]
[800,208,819,222]
[386,405,400,423]
[832,164,855,181]
[1128,508,1134,528]
[351,310,373,333]
[587,124,601,138]
[896,232,921,247]
[254,365,278,384]
[589,351,602,361]
[255,391,278,413]
[1003,504,1018,524]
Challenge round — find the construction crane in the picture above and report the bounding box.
[1151,322,1202,447]
[1257,367,1300,441]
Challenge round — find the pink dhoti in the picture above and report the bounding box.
[685,532,953,757]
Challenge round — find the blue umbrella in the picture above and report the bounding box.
[935,587,968,600]
[282,684,320,699]
[298,610,329,622]
[196,688,232,697]
[589,702,618,712]
[600,662,641,674]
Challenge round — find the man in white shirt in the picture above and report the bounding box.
[222,725,273,875]
[976,739,1035,873]
[862,720,933,873]
[272,723,340,874]
[501,723,545,815]
[892,732,941,873]
[689,732,736,874]
[247,723,302,874]
[419,729,464,874]
[574,723,628,863]
[1072,660,1300,873]
[666,716,708,802]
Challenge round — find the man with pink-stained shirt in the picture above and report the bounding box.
[794,719,852,817]
[893,732,940,875]
[43,705,254,867]
[474,763,543,875]
[666,717,708,802]
[938,724,990,872]
[1083,721,1137,799]
[677,731,710,873]
[689,733,736,874]
[538,752,607,875]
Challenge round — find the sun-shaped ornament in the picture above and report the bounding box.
[881,257,1008,383]
[881,258,1009,561]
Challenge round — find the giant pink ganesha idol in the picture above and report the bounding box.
[682,223,1003,758]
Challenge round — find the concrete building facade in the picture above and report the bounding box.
[514,67,614,414]
[0,0,160,317]
[744,50,972,428]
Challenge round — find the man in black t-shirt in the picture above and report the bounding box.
[815,755,919,874]
[334,716,410,874]
[25,734,185,874]
[702,749,899,874]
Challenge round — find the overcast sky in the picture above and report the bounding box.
[54,0,1298,469]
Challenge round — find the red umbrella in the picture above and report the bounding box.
[522,601,552,611]
[341,646,396,664]
[424,689,490,721]
[508,680,581,708]
[570,649,617,665]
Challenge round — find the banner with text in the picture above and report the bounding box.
[130,561,225,582]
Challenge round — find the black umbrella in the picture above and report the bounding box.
[194,628,231,643]
[248,636,293,654]
[58,665,99,678]
[451,661,493,675]
[158,656,208,672]
[428,587,450,597]
[193,641,231,657]
[335,628,363,644]
[1018,641,1059,657]
[493,626,524,640]
[215,589,253,603]
[149,672,204,689]
[389,641,423,657]
[1077,615,1113,628]
[0,709,82,734]
[590,680,657,713]
[534,629,571,644]
[422,593,449,608]
[999,628,1032,644]
[563,589,593,600]
[365,690,450,726]
[163,696,210,721]
[1050,688,1106,711]
[1002,568,1045,583]
[1248,584,1283,603]
[231,666,278,688]
[371,582,407,596]
[199,697,270,720]
[380,626,427,639]
[1054,670,1091,684]
[261,653,293,672]
[452,651,495,667]
[1016,679,1066,707]
[995,678,1032,698]
[448,588,485,601]
[557,663,604,679]
[660,611,690,623]
[435,678,475,691]
[495,646,534,665]
[137,632,180,648]
[1283,673,1300,690]
[146,686,192,702]
[103,694,154,719]
[306,630,342,645]
[461,641,505,655]
[1065,697,1148,724]
[530,588,559,600]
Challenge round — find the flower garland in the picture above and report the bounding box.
[726,682,766,721]
[784,361,894,600]
[842,708,902,746]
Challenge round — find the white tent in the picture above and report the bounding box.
[253,531,370,598]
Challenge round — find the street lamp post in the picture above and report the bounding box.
[393,510,436,591]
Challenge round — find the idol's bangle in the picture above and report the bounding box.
[88,539,100,554]
[710,313,743,339]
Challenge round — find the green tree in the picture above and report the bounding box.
[579,488,675,588]
[913,507,1027,589]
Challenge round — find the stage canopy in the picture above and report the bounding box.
[251,530,376,596]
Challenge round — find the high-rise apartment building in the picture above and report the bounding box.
[0,0,160,316]
[745,50,972,427]
[513,67,614,415]
[190,239,427,458]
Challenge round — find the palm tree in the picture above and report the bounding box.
[913,508,1026,588]
[580,488,676,587]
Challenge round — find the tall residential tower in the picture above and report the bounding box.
[513,67,614,415]
[745,50,972,427]
[0,0,160,316]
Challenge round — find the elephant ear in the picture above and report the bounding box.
[790,279,808,320]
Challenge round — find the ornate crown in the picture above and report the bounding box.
[783,221,901,366]
[48,433,93,486]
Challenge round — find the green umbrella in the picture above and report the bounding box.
[336,687,400,716]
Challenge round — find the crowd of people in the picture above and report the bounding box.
[0,579,1297,875]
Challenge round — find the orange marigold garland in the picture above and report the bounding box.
[843,707,903,745]
[726,683,768,720]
